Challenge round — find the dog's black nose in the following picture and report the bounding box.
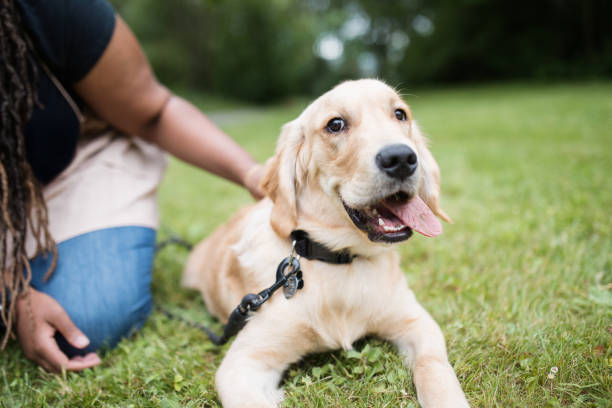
[375,144,418,180]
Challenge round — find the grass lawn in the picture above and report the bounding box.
[1,81,611,407]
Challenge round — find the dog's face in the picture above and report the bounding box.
[262,79,451,246]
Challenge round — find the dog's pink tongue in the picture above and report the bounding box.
[383,196,442,237]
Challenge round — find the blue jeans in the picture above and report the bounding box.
[29,226,156,357]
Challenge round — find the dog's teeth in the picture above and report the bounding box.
[378,218,385,226]
[383,224,406,232]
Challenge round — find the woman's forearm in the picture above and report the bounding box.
[72,17,263,197]
[140,95,260,192]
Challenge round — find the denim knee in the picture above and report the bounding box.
[54,287,153,357]
[29,226,156,357]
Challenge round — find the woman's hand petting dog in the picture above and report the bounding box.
[243,163,266,200]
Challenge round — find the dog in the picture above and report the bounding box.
[183,79,469,407]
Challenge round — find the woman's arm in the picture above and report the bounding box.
[73,16,263,198]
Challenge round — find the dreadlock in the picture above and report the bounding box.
[0,0,57,348]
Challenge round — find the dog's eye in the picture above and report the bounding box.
[325,118,346,133]
[394,109,407,121]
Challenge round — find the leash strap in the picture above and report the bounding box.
[157,227,355,346]
[210,255,303,344]
[156,234,303,345]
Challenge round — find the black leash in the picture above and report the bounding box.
[202,254,304,345]
[154,304,226,343]
[156,228,354,345]
[155,235,193,252]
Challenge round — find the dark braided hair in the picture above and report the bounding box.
[0,0,57,348]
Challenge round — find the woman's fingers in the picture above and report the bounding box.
[36,331,101,372]
[64,353,102,371]
[45,298,90,350]
[34,329,70,373]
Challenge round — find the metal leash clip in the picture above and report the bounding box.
[205,241,306,344]
[279,240,304,299]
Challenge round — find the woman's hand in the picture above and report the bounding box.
[16,288,101,373]
[243,164,265,200]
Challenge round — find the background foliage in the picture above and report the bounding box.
[111,0,612,101]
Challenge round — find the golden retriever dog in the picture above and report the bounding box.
[183,79,469,407]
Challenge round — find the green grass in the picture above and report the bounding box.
[2,81,611,407]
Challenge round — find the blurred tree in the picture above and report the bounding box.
[113,0,321,101]
[111,0,612,101]
[393,0,612,83]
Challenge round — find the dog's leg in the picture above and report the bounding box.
[379,291,469,408]
[215,313,318,408]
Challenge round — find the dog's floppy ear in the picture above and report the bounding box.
[412,121,453,223]
[261,120,305,237]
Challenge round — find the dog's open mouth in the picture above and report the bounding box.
[343,191,442,243]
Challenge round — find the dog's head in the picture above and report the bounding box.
[261,79,451,251]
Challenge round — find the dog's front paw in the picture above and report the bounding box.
[413,357,469,408]
[216,361,285,408]
[217,386,283,408]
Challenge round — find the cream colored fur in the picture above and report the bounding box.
[183,79,468,407]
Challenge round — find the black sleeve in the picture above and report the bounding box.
[17,0,116,83]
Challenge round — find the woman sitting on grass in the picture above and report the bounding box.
[0,0,263,373]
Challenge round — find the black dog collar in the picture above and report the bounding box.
[290,230,356,264]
